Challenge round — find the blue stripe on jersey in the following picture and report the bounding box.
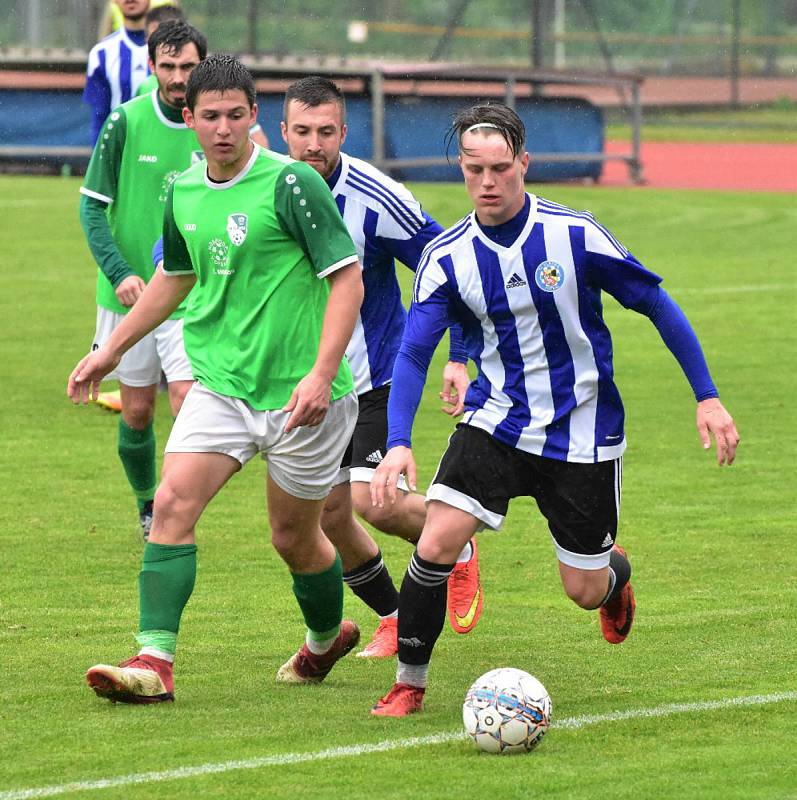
[119,40,132,103]
[414,216,472,303]
[521,224,576,460]
[335,193,346,217]
[360,207,408,388]
[98,46,107,78]
[537,198,628,258]
[569,224,625,459]
[472,238,530,446]
[347,165,423,234]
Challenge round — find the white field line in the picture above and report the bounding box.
[1,691,794,800]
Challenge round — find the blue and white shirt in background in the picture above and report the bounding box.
[84,27,149,144]
[326,152,452,396]
[391,193,697,464]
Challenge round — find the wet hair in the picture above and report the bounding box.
[283,75,346,123]
[145,5,184,29]
[148,20,207,65]
[445,103,526,160]
[185,54,256,111]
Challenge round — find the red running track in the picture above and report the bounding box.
[600,140,797,192]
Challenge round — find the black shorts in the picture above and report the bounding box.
[428,424,622,569]
[338,385,406,487]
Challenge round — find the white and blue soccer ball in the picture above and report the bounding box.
[462,667,552,754]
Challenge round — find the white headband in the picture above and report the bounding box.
[463,123,501,134]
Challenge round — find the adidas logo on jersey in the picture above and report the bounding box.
[505,272,527,289]
[365,449,384,464]
[601,533,615,548]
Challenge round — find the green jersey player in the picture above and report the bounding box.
[79,21,206,537]
[68,55,364,704]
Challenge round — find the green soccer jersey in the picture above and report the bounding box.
[162,146,357,410]
[81,89,203,316]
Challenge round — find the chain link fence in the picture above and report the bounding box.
[1,0,796,76]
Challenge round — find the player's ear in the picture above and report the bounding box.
[148,57,155,74]
[182,106,194,127]
[520,151,530,176]
[250,102,258,126]
[340,123,348,145]
[280,120,288,143]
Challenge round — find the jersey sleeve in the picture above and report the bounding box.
[582,217,662,312]
[161,185,195,275]
[387,255,457,448]
[80,106,128,204]
[83,46,111,145]
[274,161,358,278]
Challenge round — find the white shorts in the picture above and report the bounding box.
[92,307,194,388]
[166,382,358,500]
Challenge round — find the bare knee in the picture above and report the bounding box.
[151,480,197,544]
[356,500,401,533]
[122,400,155,429]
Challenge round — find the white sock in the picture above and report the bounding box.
[396,661,428,689]
[138,647,174,663]
[305,631,337,655]
[456,540,473,564]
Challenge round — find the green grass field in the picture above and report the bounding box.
[1,176,795,800]
[606,102,797,143]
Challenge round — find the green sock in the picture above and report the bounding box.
[291,553,343,641]
[118,419,156,513]
[136,542,197,656]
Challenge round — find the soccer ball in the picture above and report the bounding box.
[462,667,552,754]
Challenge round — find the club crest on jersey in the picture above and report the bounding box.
[535,260,565,292]
[226,214,248,246]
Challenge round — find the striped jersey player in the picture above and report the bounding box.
[370,103,740,717]
[84,0,151,144]
[280,76,483,662]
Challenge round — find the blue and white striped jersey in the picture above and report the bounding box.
[400,194,664,464]
[328,152,444,395]
[84,28,149,144]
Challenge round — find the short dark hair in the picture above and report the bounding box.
[283,75,346,123]
[148,20,207,64]
[145,4,184,29]
[445,103,526,160]
[185,54,256,111]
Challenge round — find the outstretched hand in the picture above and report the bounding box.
[696,397,739,466]
[67,348,121,404]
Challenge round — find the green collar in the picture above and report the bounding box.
[156,92,186,124]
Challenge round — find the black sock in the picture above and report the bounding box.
[397,551,455,666]
[601,548,632,607]
[342,551,399,617]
